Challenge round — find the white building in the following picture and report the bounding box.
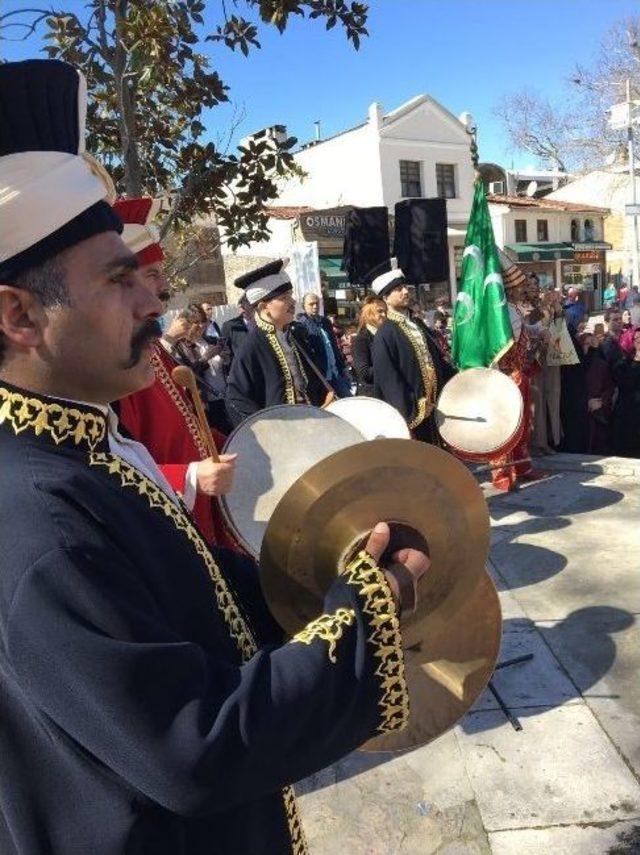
[480,164,570,198]
[546,164,639,280]
[488,194,610,307]
[221,95,477,307]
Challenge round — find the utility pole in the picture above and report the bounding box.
[626,78,640,289]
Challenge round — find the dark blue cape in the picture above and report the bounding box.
[0,381,407,854]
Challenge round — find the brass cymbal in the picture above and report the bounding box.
[259,438,500,751]
[362,569,501,752]
[260,439,491,648]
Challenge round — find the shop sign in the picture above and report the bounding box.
[574,250,603,263]
[299,206,352,240]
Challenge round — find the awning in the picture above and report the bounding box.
[319,255,349,284]
[572,241,612,251]
[504,242,575,262]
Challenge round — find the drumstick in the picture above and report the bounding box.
[294,338,338,407]
[171,365,220,462]
[322,389,337,408]
[473,457,532,474]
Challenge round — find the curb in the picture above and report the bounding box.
[530,453,640,478]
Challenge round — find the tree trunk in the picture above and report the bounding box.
[113,0,143,195]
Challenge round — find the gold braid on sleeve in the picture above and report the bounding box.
[341,550,409,734]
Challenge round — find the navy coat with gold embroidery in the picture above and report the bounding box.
[225,319,324,428]
[0,381,408,855]
[372,314,455,443]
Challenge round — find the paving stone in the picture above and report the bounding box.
[586,699,640,783]
[295,465,640,851]
[488,470,629,517]
[297,732,490,854]
[534,452,640,478]
[489,819,640,855]
[558,615,640,779]
[470,627,579,713]
[489,506,640,618]
[456,705,640,831]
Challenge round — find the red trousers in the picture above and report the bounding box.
[490,372,533,490]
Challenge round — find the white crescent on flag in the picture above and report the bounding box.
[463,244,484,270]
[455,291,475,325]
[483,271,507,307]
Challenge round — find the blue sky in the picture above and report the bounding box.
[1,0,637,168]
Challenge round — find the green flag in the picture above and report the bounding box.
[451,181,513,369]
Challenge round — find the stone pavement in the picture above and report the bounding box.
[295,455,640,854]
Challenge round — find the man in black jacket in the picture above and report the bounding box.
[221,294,255,362]
[600,309,624,369]
[0,59,426,855]
[296,293,352,397]
[371,260,455,443]
[225,262,330,426]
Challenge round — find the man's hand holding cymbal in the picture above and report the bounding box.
[364,521,429,617]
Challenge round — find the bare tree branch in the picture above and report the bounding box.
[0,8,51,40]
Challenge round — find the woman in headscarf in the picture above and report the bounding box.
[577,332,615,455]
[612,328,640,457]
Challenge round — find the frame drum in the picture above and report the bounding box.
[219,405,364,557]
[435,368,524,462]
[325,396,411,440]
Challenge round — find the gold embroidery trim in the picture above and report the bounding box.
[88,452,258,663]
[151,349,209,459]
[291,607,356,663]
[283,785,309,854]
[387,309,437,430]
[0,386,106,450]
[256,315,310,405]
[89,449,307,852]
[341,550,410,735]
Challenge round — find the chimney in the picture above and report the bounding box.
[239,124,288,149]
[368,102,383,131]
[314,120,321,142]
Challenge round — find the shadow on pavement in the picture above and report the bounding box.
[486,470,624,525]
[539,605,637,694]
[487,474,625,592]
[298,607,635,796]
[461,607,635,736]
[608,824,640,853]
[490,541,568,589]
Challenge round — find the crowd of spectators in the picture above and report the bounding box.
[164,280,640,461]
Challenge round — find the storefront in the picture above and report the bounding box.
[504,242,574,290]
[295,206,364,323]
[504,241,610,310]
[561,247,608,311]
[317,256,361,321]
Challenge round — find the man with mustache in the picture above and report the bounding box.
[114,197,237,547]
[225,259,326,426]
[0,60,427,854]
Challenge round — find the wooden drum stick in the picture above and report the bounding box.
[171,365,220,462]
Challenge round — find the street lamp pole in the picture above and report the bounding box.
[626,78,640,289]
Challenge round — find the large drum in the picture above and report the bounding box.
[219,405,364,557]
[435,367,524,462]
[325,396,411,440]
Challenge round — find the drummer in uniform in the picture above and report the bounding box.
[489,253,549,491]
[225,260,325,427]
[371,260,455,443]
